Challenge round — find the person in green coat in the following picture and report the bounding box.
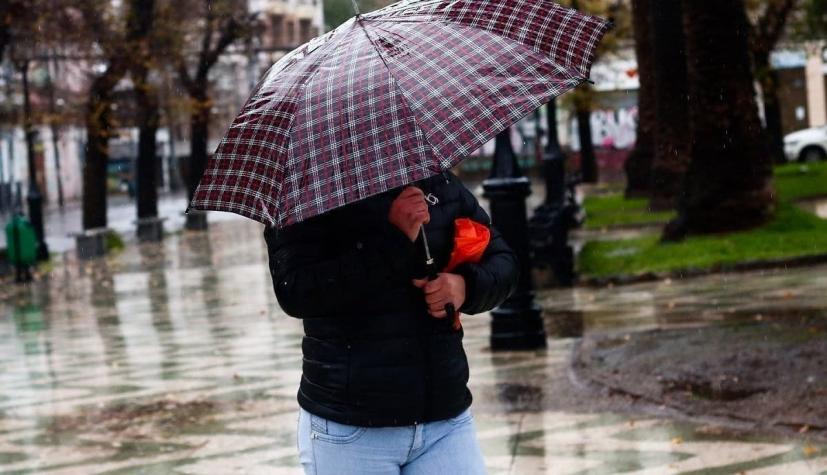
[5,213,37,283]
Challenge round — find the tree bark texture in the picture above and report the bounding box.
[135,74,160,220]
[83,65,126,230]
[131,0,159,220]
[625,0,656,198]
[188,87,210,202]
[82,0,155,230]
[649,0,690,211]
[755,56,786,164]
[666,0,775,239]
[750,0,798,164]
[577,103,598,184]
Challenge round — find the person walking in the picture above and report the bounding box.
[264,171,518,474]
[190,1,609,471]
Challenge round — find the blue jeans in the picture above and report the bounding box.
[297,407,487,474]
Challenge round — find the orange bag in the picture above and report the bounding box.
[445,218,491,329]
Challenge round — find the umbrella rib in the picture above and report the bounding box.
[353,17,442,173]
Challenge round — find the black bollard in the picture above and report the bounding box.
[529,101,580,287]
[484,129,547,351]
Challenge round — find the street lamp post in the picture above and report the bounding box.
[20,61,50,262]
[484,128,547,351]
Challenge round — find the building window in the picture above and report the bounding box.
[268,14,283,49]
[286,21,295,46]
[299,19,313,42]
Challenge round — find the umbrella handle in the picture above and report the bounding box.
[426,271,457,321]
[445,303,457,321]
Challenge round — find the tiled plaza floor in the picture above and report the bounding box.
[0,218,825,474]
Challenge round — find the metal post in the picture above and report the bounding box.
[20,63,49,262]
[484,129,547,351]
[541,98,567,210]
[528,101,580,287]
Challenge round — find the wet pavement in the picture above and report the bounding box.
[0,193,238,253]
[1,218,826,474]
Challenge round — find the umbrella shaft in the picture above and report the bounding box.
[420,226,438,279]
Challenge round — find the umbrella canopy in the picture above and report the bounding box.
[191,0,611,228]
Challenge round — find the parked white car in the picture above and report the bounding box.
[784,127,827,162]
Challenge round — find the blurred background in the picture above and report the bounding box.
[1,1,827,473]
[2,0,827,265]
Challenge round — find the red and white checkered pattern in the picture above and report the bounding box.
[191,0,611,228]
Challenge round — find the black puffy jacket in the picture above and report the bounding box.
[264,172,518,427]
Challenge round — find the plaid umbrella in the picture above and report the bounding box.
[190,0,611,228]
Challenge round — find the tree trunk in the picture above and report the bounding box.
[20,62,37,195]
[130,0,158,220]
[625,0,656,198]
[20,60,49,260]
[0,0,8,63]
[184,89,210,231]
[755,53,786,164]
[649,0,691,211]
[576,105,597,184]
[135,75,160,220]
[188,88,210,202]
[45,54,65,208]
[664,0,775,239]
[83,65,126,230]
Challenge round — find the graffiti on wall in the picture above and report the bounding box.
[570,105,639,151]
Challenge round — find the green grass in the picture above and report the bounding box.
[579,203,827,278]
[774,161,827,202]
[583,194,675,229]
[583,161,827,232]
[105,231,125,253]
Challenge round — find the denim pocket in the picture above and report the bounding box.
[310,414,367,444]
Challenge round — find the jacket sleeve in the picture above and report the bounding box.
[264,210,417,319]
[453,184,519,315]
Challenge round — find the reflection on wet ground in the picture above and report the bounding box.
[1,219,825,474]
[539,263,827,336]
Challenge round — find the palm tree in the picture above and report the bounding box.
[664,0,775,239]
[648,0,690,211]
[624,0,656,198]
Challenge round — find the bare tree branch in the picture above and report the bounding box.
[751,0,799,58]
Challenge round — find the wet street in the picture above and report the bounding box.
[1,218,826,474]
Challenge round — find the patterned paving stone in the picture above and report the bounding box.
[0,219,824,474]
